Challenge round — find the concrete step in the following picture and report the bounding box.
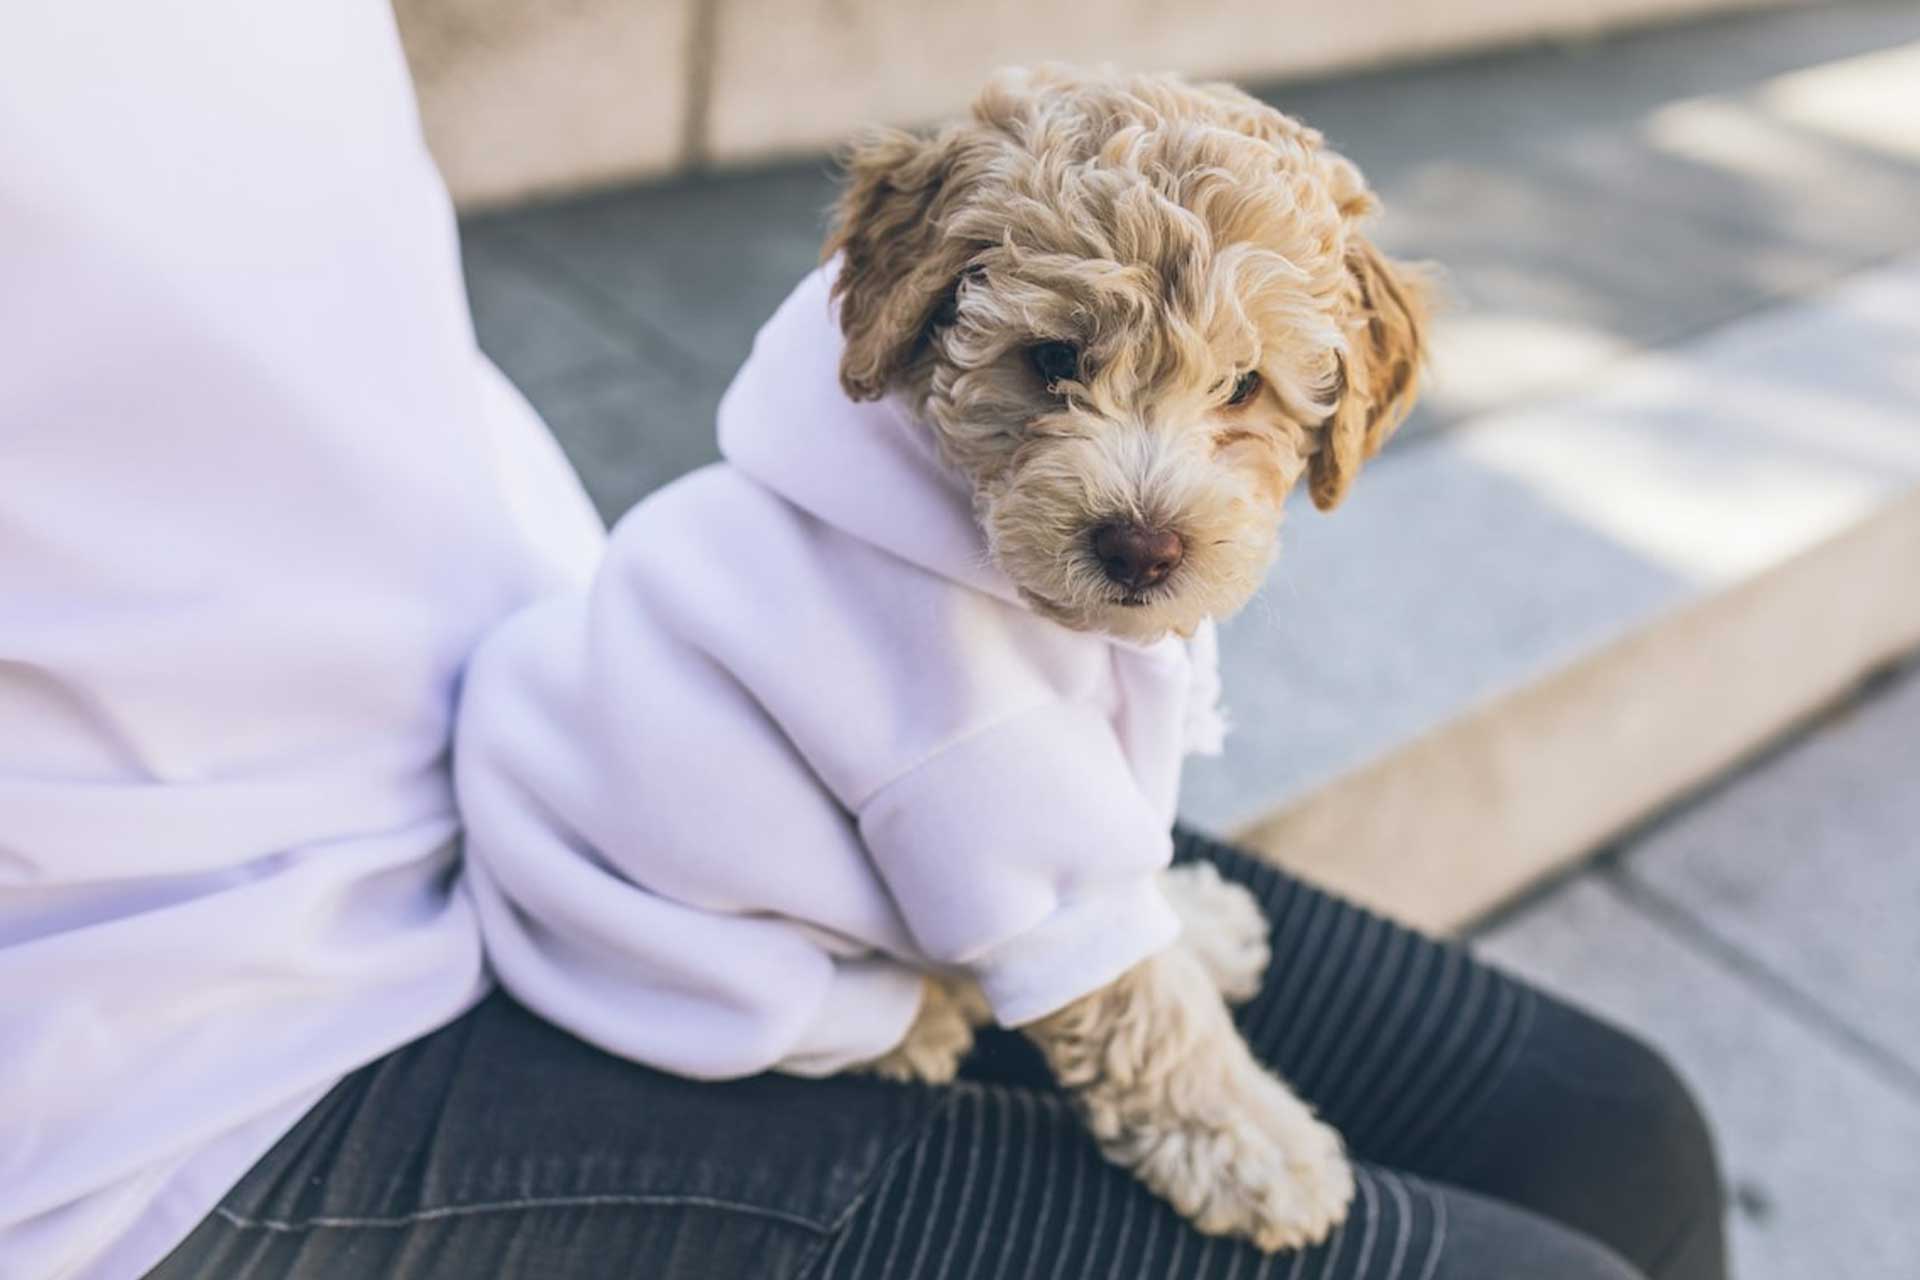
[395,0,1817,207]
[1184,257,1920,931]
[1475,659,1920,1276]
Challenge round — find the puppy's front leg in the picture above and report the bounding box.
[1160,861,1271,1004]
[1026,947,1353,1252]
[855,975,991,1084]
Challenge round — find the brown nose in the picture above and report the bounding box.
[1091,522,1185,591]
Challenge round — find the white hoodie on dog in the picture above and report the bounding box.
[455,265,1228,1079]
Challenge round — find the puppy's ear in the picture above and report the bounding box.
[825,126,974,402]
[1308,161,1431,512]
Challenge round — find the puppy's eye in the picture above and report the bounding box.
[1029,341,1082,391]
[1227,369,1263,406]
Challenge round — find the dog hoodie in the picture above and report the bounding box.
[454,264,1229,1079]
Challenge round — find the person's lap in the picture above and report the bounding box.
[146,831,1724,1280]
[1188,832,1724,1279]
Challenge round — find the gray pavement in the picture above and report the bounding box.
[461,0,1920,525]
[1476,658,1920,1280]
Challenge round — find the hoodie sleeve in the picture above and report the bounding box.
[454,592,928,1080]
[622,470,1187,1028]
[460,821,926,1079]
[853,699,1183,1026]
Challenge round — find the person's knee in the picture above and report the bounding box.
[1581,1013,1724,1279]
[1562,1003,1722,1218]
[1451,995,1725,1280]
[1437,1184,1649,1280]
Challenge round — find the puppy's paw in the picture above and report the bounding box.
[1167,1057,1355,1252]
[853,977,987,1085]
[1160,861,1271,1004]
[1030,948,1350,1254]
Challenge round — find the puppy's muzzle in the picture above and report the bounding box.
[1092,521,1185,594]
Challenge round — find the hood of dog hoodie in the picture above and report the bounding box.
[454,263,1229,1080]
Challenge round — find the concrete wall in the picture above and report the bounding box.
[396,0,1800,209]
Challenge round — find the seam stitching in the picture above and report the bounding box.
[792,1088,967,1279]
[214,1190,833,1236]
[848,698,1063,813]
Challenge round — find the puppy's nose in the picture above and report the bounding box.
[1092,522,1185,591]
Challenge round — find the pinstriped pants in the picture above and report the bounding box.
[149,830,1726,1280]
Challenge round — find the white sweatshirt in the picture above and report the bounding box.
[455,265,1227,1079]
[0,4,604,1277]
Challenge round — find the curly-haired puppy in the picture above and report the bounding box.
[454,64,1426,1255]
[830,66,1427,1249]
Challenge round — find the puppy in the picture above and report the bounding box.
[828,67,1427,1250]
[454,64,1425,1256]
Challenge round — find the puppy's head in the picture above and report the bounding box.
[826,66,1428,642]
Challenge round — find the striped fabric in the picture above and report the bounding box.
[807,1084,1452,1280]
[142,828,1712,1280]
[1193,832,1538,1173]
[804,829,1591,1280]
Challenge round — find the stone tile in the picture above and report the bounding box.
[525,365,724,526]
[460,232,633,393]
[1253,1,1920,170]
[467,162,839,386]
[1363,155,1848,424]
[1619,663,1920,1072]
[1251,17,1920,429]
[1574,92,1920,263]
[1476,877,1920,1280]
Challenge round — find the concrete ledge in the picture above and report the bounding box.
[1184,259,1920,933]
[703,0,1794,166]
[400,0,1804,207]
[394,0,695,208]
[1239,490,1920,933]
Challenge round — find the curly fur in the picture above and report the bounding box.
[1029,945,1354,1251]
[837,66,1429,1250]
[861,862,1352,1251]
[826,64,1428,642]
[859,976,993,1085]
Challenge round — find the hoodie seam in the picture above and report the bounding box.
[846,696,1069,814]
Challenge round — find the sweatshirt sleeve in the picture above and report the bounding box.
[855,699,1182,1027]
[454,598,928,1080]
[461,829,925,1079]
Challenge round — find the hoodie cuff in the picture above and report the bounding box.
[969,877,1182,1027]
[774,954,928,1077]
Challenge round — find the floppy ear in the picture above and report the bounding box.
[1308,171,1431,511]
[824,126,975,402]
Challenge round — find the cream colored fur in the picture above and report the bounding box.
[834,65,1430,1251]
[861,862,1274,1085]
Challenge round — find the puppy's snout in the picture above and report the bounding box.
[1092,522,1185,591]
